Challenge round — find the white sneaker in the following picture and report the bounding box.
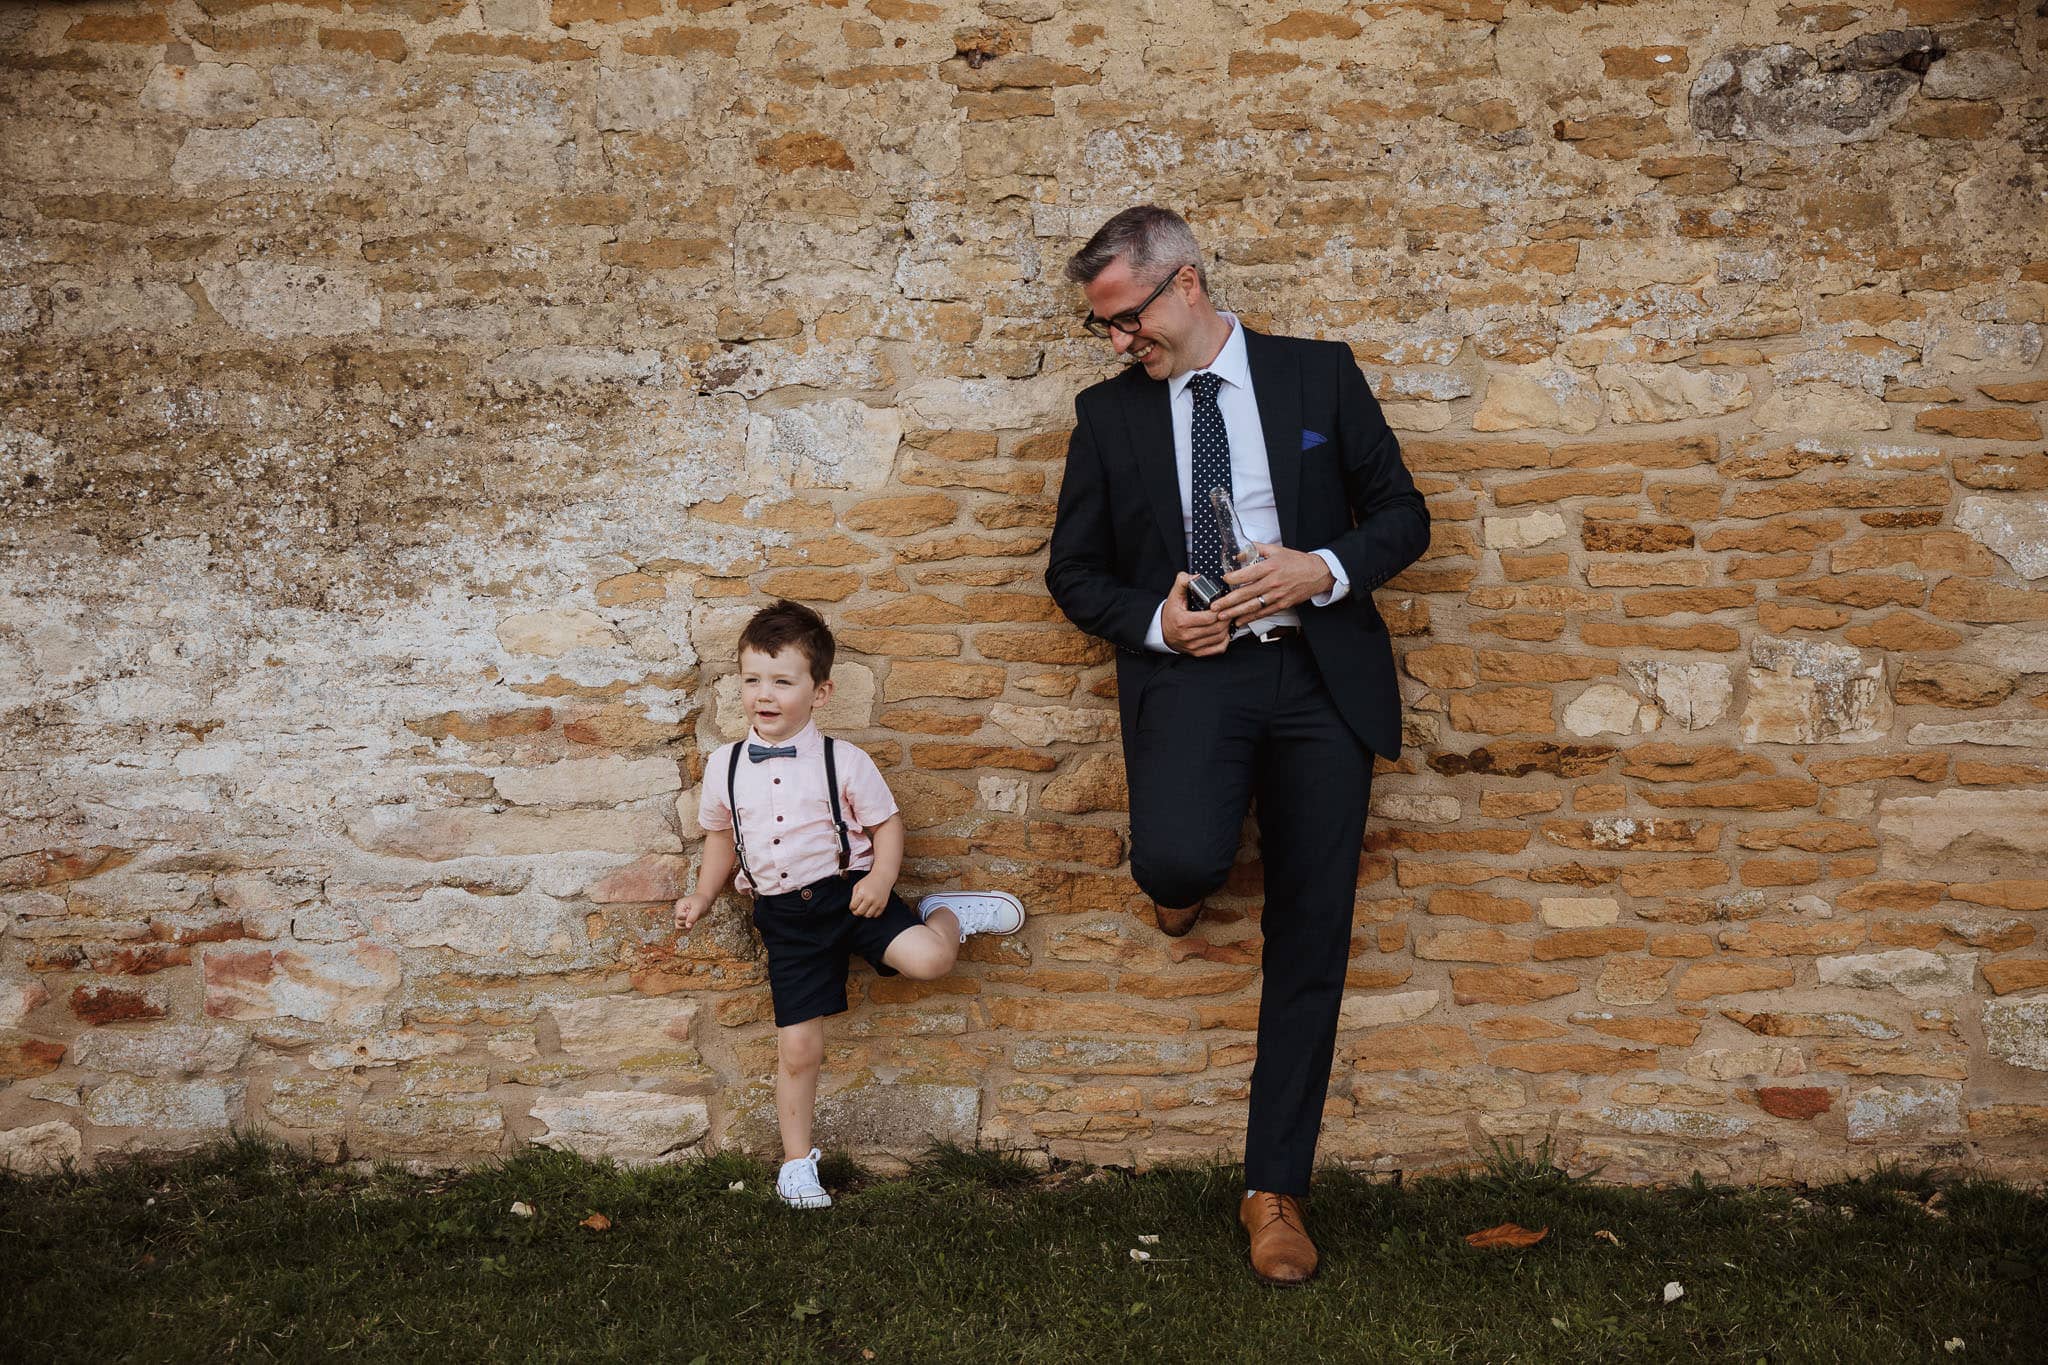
[918,891,1025,943]
[776,1148,831,1209]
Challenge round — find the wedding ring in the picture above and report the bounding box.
[1257,594,1268,607]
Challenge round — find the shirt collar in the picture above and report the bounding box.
[1168,313,1248,401]
[745,718,821,753]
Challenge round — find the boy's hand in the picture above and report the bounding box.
[674,893,712,931]
[848,871,892,918]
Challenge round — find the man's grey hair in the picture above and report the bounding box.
[1064,205,1209,292]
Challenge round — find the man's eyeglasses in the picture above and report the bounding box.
[1081,267,1183,339]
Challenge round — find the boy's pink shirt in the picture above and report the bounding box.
[697,720,900,896]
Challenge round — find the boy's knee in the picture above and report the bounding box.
[890,929,957,980]
[778,1031,824,1071]
[1131,848,1232,912]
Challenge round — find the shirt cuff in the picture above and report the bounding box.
[1145,601,1178,654]
[1310,549,1351,606]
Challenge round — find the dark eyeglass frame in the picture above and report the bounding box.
[1081,266,1185,339]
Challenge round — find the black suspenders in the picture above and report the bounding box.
[726,738,853,894]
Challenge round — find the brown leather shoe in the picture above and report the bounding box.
[1239,1191,1318,1286]
[1153,900,1203,937]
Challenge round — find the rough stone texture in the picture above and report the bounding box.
[530,1091,710,1162]
[2,2,2045,1185]
[1741,639,1891,745]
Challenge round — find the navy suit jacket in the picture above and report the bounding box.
[1045,327,1431,759]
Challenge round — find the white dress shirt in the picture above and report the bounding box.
[1144,315,1351,653]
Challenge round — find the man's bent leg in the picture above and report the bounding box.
[1125,654,1262,922]
[1243,640,1374,1195]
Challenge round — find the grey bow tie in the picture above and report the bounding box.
[747,742,798,763]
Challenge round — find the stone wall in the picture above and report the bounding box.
[2,0,2045,1181]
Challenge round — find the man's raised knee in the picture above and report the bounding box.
[1132,851,1232,913]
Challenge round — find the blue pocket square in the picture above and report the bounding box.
[1301,429,1328,450]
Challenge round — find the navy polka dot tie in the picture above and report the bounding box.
[1188,371,1233,577]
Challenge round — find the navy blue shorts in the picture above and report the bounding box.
[751,873,924,1028]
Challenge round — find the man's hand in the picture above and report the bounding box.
[849,870,893,918]
[1161,571,1230,656]
[674,892,713,932]
[1211,543,1336,625]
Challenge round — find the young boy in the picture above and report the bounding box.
[675,599,1025,1209]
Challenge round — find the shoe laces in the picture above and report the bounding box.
[1254,1191,1306,1235]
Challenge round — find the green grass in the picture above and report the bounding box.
[4,1136,2044,1362]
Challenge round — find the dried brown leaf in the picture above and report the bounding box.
[580,1212,612,1231]
[1464,1222,1549,1249]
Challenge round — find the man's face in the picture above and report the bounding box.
[1083,256,1195,382]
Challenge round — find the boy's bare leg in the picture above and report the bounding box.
[776,1017,825,1161]
[882,909,960,980]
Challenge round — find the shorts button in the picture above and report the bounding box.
[800,888,811,900]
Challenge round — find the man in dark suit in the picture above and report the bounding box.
[1045,206,1430,1286]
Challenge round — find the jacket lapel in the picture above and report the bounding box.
[1243,327,1303,551]
[1122,376,1186,573]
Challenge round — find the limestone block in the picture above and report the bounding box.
[199,262,379,339]
[1878,790,2048,869]
[47,279,193,338]
[1925,322,2042,374]
[553,996,699,1061]
[896,373,1075,433]
[1956,497,2048,580]
[172,118,332,185]
[1977,626,2048,675]
[353,1095,504,1155]
[349,805,680,859]
[1038,753,1127,815]
[1369,793,1460,824]
[987,703,1120,746]
[1564,683,1658,737]
[486,348,662,395]
[0,977,49,1029]
[1541,898,1620,928]
[0,1122,82,1174]
[202,942,401,1026]
[142,62,267,118]
[1752,382,1891,432]
[1983,998,2048,1072]
[496,608,621,656]
[530,1091,709,1162]
[594,65,698,131]
[386,887,586,959]
[1907,719,2048,747]
[307,1030,465,1071]
[1690,43,1921,146]
[1627,660,1732,731]
[1338,989,1440,1030]
[1683,1046,1805,1080]
[1846,1084,1963,1142]
[1816,949,1977,999]
[493,757,680,806]
[1598,1106,1750,1140]
[1596,363,1752,423]
[0,285,31,333]
[745,398,901,491]
[585,853,690,904]
[1472,362,1602,434]
[1354,1072,1526,1116]
[85,1077,244,1135]
[71,1026,246,1077]
[464,120,573,187]
[1483,511,1567,550]
[1740,638,1890,744]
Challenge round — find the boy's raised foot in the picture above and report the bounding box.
[777,1148,832,1209]
[917,891,1025,942]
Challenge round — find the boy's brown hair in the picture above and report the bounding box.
[736,599,835,684]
